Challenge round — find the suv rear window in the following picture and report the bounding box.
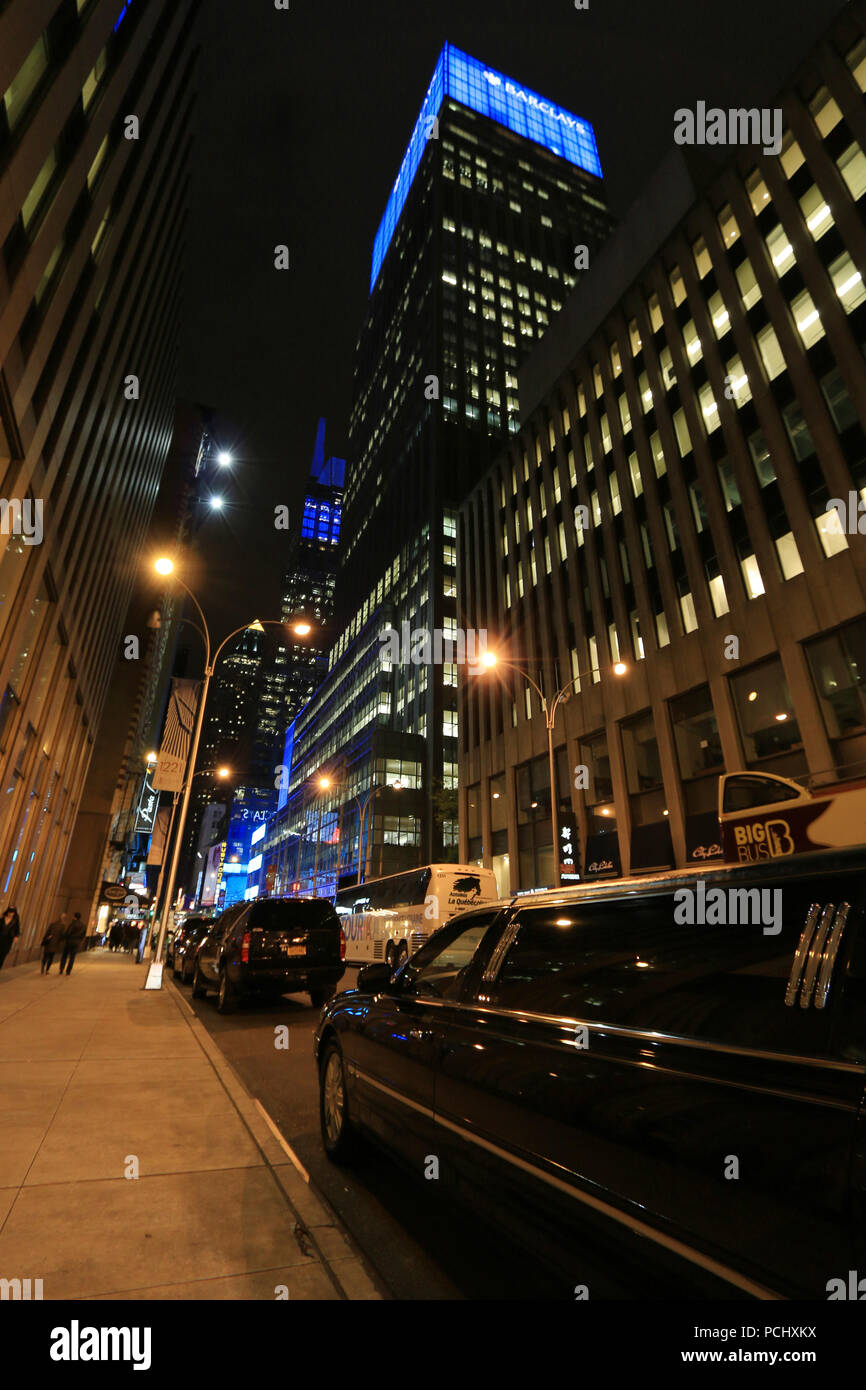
[248,899,338,930]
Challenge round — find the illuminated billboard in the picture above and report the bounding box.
[370,42,602,291]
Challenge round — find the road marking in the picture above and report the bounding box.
[254,1098,311,1183]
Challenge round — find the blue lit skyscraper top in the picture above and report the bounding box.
[369,42,602,292]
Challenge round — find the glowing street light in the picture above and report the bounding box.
[216,766,231,779]
[292,621,312,637]
[146,751,157,764]
[480,651,627,887]
[154,557,173,576]
[210,496,224,510]
[216,451,233,466]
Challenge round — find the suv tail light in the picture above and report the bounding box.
[340,927,346,961]
[241,929,251,964]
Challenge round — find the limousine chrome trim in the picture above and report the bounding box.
[395,995,865,1073]
[353,1068,782,1299]
[815,903,851,1011]
[800,904,837,1009]
[784,903,821,1007]
[482,918,520,982]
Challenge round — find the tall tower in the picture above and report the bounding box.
[284,42,614,875]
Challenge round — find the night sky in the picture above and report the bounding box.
[177,0,847,633]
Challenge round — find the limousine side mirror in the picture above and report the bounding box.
[357,962,399,993]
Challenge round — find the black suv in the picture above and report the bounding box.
[193,897,345,1012]
[314,847,866,1300]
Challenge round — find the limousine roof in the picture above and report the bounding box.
[494,844,866,915]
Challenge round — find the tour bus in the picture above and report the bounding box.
[335,863,499,966]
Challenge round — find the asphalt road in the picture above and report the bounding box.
[175,963,623,1299]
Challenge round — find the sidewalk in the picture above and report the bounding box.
[0,951,382,1300]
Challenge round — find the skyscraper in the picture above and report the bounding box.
[458,7,866,892]
[281,42,614,880]
[0,0,201,957]
[263,418,344,747]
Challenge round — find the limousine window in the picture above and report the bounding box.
[489,882,853,1054]
[405,912,500,999]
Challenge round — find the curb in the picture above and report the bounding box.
[163,974,384,1301]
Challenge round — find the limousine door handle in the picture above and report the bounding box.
[408,1027,433,1042]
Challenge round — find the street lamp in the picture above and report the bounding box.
[216,451,233,467]
[146,558,316,987]
[481,652,627,889]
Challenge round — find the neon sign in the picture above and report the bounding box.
[370,42,602,291]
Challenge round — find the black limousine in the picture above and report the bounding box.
[314,847,866,1299]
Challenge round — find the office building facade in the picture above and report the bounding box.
[279,43,614,889]
[458,4,866,893]
[0,0,201,956]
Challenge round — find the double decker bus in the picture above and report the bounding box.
[335,863,498,967]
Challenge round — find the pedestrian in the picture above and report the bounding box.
[59,912,87,975]
[109,919,122,952]
[0,906,21,970]
[123,921,138,954]
[41,913,68,973]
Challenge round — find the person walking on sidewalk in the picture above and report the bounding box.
[41,913,68,974]
[59,912,87,975]
[108,919,122,952]
[0,907,21,970]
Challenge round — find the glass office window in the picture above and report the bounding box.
[805,620,866,739]
[830,251,865,314]
[730,659,801,763]
[3,35,49,131]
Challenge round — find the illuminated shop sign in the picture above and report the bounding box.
[370,42,602,291]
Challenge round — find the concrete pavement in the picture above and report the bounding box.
[0,950,382,1300]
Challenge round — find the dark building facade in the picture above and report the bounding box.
[279,42,614,891]
[458,4,866,894]
[263,418,344,746]
[0,0,201,957]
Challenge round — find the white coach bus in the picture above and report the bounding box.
[335,863,498,967]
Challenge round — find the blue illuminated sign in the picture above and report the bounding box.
[114,0,134,32]
[369,42,602,292]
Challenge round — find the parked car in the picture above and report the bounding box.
[314,847,866,1300]
[168,916,213,982]
[192,897,345,1012]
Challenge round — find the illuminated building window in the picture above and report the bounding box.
[809,85,842,136]
[735,258,761,309]
[717,204,740,248]
[775,532,804,580]
[766,223,794,275]
[745,169,771,215]
[800,184,833,239]
[830,251,865,314]
[791,287,824,347]
[757,323,787,380]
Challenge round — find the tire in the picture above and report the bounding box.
[216,969,236,1014]
[309,984,329,1009]
[319,1038,359,1164]
[191,964,207,999]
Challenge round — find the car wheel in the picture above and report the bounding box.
[191,964,207,999]
[216,969,236,1014]
[319,1038,359,1164]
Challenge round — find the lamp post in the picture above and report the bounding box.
[355,779,402,884]
[146,556,315,987]
[480,652,627,889]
